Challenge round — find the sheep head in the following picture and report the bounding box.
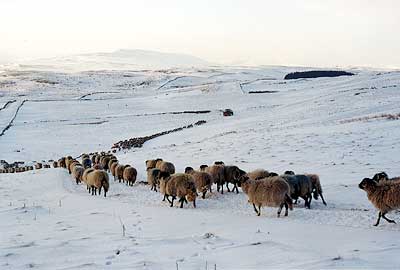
[359,178,377,191]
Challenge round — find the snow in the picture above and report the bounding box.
[1,62,400,269]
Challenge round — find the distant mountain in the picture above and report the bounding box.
[15,49,210,72]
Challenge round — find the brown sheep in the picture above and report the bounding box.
[35,163,42,170]
[100,156,111,171]
[240,176,293,217]
[93,164,103,170]
[155,158,164,169]
[145,159,158,170]
[65,156,73,169]
[162,173,197,208]
[72,165,84,185]
[108,158,118,171]
[305,173,327,206]
[110,161,119,181]
[58,157,66,168]
[187,169,213,199]
[116,164,129,183]
[147,168,161,191]
[53,161,58,168]
[359,177,400,226]
[86,170,110,197]
[158,161,175,174]
[205,165,225,194]
[199,165,208,172]
[247,169,270,180]
[123,166,137,186]
[68,160,80,174]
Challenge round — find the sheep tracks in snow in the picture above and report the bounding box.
[112,120,207,151]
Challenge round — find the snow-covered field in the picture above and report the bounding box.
[1,60,400,269]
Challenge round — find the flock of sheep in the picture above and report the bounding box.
[1,153,400,227]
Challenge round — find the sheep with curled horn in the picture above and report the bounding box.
[185,167,213,199]
[305,173,327,206]
[147,167,161,191]
[160,172,197,208]
[205,165,225,194]
[359,177,400,226]
[123,166,137,186]
[86,170,110,197]
[281,174,313,209]
[224,165,246,194]
[239,175,293,217]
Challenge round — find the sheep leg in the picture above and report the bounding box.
[193,200,196,208]
[104,191,107,197]
[98,186,102,195]
[233,184,239,194]
[226,182,231,192]
[76,178,79,185]
[382,213,396,224]
[179,197,184,208]
[374,212,382,226]
[257,205,262,216]
[220,184,224,194]
[252,203,259,215]
[202,191,206,199]
[217,184,220,192]
[170,196,175,207]
[320,193,327,206]
[277,203,284,217]
[284,202,289,216]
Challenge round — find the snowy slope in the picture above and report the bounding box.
[1,64,400,269]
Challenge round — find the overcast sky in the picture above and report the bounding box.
[0,0,399,67]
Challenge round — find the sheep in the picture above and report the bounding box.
[27,166,34,171]
[281,174,313,209]
[159,171,171,202]
[68,160,80,174]
[58,157,66,168]
[93,163,104,170]
[145,159,159,170]
[199,165,208,172]
[65,156,73,169]
[224,165,246,194]
[206,165,225,194]
[110,161,119,181]
[91,154,98,165]
[158,161,175,175]
[116,164,129,183]
[35,163,42,170]
[305,173,327,206]
[108,159,118,171]
[284,170,295,175]
[161,173,197,208]
[53,161,58,168]
[154,158,163,169]
[239,176,293,217]
[43,164,51,169]
[214,161,225,165]
[95,155,102,165]
[147,168,161,191]
[86,170,110,197]
[359,177,400,226]
[82,157,92,169]
[100,156,111,171]
[72,165,84,184]
[123,166,137,186]
[186,169,213,199]
[269,172,279,177]
[372,172,389,182]
[246,169,270,181]
[81,154,90,160]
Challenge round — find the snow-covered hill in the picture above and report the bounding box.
[3,49,210,72]
[1,65,400,269]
